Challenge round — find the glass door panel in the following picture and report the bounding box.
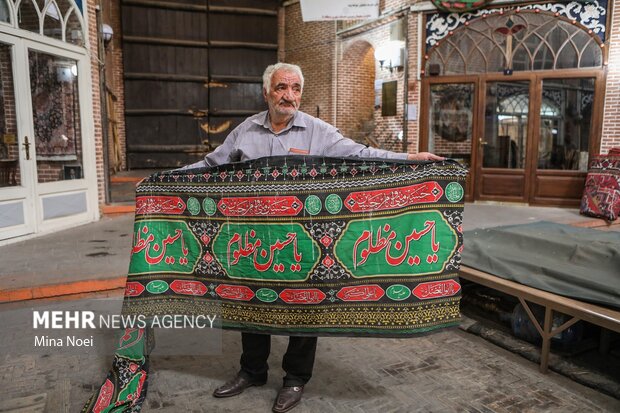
[483,81,529,169]
[28,49,84,183]
[477,80,530,201]
[538,78,594,172]
[428,83,474,168]
[0,43,20,188]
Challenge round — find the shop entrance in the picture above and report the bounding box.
[421,10,604,205]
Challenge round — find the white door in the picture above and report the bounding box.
[0,32,97,242]
[24,39,97,235]
[0,34,36,240]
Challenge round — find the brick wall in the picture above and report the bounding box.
[405,10,420,154]
[0,44,20,186]
[87,0,105,203]
[337,14,418,152]
[382,0,407,12]
[601,0,620,154]
[15,1,39,32]
[66,10,84,46]
[336,40,375,140]
[282,3,336,124]
[342,21,407,152]
[432,137,473,157]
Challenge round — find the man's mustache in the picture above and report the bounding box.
[278,99,298,108]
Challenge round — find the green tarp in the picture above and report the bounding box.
[462,221,620,309]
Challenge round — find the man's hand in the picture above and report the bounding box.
[407,152,445,161]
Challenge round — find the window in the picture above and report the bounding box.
[426,11,603,75]
[14,0,84,46]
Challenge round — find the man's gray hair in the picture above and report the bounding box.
[263,63,304,92]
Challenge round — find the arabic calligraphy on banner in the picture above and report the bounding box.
[212,223,320,281]
[344,181,443,212]
[135,196,186,215]
[129,220,201,274]
[121,156,467,337]
[218,196,303,216]
[335,210,458,277]
[413,280,461,300]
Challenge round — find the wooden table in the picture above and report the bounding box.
[459,264,620,373]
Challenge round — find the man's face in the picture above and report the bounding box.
[264,69,302,119]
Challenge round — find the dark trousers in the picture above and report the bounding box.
[238,332,317,387]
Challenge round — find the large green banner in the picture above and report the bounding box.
[121,156,467,337]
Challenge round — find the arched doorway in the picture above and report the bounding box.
[337,40,375,143]
[421,10,604,205]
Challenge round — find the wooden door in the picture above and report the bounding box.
[475,77,533,202]
[121,0,278,169]
[527,72,603,206]
[474,72,603,206]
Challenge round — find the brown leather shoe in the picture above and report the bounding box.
[212,374,265,398]
[272,385,304,413]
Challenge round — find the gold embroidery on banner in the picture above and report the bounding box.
[123,299,460,329]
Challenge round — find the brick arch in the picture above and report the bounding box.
[337,40,376,142]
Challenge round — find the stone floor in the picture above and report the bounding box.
[1,295,619,413]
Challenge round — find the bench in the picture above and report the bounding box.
[459,264,620,373]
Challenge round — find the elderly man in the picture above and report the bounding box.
[185,63,442,413]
